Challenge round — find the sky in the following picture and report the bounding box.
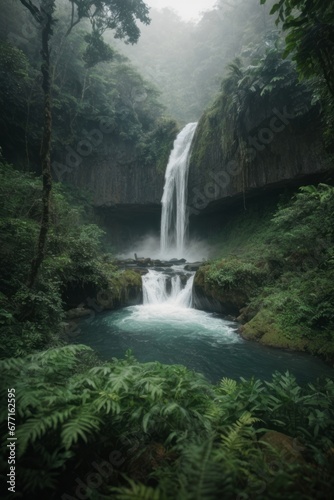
[146,0,218,21]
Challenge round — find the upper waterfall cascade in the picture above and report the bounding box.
[160,122,198,258]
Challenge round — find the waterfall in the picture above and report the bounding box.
[143,270,194,308]
[141,123,198,310]
[160,122,198,258]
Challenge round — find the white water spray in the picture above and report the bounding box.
[160,122,197,258]
[138,124,199,310]
[142,269,194,308]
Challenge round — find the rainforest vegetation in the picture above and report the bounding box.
[0,0,334,499]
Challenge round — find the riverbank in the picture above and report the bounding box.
[192,185,334,364]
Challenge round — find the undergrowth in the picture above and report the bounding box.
[0,161,128,358]
[0,346,333,499]
[200,184,334,357]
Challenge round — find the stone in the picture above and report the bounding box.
[188,104,330,217]
[137,258,152,267]
[167,258,187,266]
[184,262,204,271]
[66,307,92,320]
[159,261,174,267]
[260,431,305,465]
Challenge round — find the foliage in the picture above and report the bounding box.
[205,258,267,294]
[0,160,120,358]
[66,0,151,44]
[83,29,115,67]
[137,117,179,171]
[0,346,333,498]
[261,0,334,143]
[261,0,334,96]
[0,0,173,171]
[202,185,334,357]
[0,38,41,163]
[191,45,313,170]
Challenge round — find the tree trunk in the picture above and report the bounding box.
[27,7,53,289]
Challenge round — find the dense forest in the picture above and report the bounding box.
[1,0,334,499]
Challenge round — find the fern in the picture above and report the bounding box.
[175,438,224,500]
[61,407,102,449]
[2,346,334,498]
[16,407,75,456]
[96,390,121,414]
[219,377,238,395]
[112,479,165,500]
[220,412,260,454]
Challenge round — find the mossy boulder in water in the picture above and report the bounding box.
[193,259,267,315]
[96,269,142,310]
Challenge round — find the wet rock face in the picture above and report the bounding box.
[188,110,332,216]
[192,282,245,316]
[192,264,253,317]
[61,109,331,223]
[61,137,165,207]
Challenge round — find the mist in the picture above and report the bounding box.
[113,0,276,123]
[116,234,213,262]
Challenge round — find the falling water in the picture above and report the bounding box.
[160,122,198,258]
[142,269,194,308]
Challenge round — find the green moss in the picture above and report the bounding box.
[241,310,307,350]
[137,118,179,173]
[242,309,334,360]
[195,258,268,313]
[98,268,142,308]
[196,185,334,360]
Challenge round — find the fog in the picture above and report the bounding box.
[146,0,217,21]
[115,0,276,123]
[116,234,213,262]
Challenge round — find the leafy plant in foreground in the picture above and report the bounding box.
[0,347,333,499]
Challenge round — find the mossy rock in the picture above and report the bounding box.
[260,431,306,465]
[96,269,142,310]
[193,259,267,315]
[241,310,307,350]
[242,309,334,361]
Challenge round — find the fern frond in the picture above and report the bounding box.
[61,407,102,449]
[18,466,59,492]
[220,412,260,453]
[176,438,223,500]
[96,391,121,415]
[218,378,238,395]
[135,377,164,399]
[112,478,164,500]
[16,407,75,456]
[0,356,26,371]
[89,365,114,376]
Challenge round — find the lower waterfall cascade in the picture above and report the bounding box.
[142,268,194,308]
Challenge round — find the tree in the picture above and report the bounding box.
[17,0,150,289]
[261,0,334,98]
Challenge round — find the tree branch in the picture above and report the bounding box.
[19,0,43,23]
[65,0,81,36]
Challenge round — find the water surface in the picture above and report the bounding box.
[75,305,334,384]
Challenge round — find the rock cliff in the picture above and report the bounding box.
[61,137,165,208]
[187,107,333,215]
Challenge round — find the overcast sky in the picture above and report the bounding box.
[146,0,217,21]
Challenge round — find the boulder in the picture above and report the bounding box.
[260,431,305,465]
[66,307,92,320]
[169,258,186,265]
[184,262,204,271]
